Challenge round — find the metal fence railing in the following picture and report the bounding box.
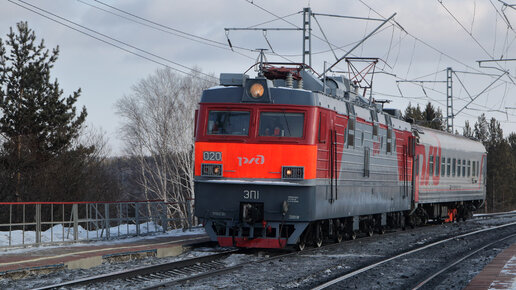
[0,200,193,248]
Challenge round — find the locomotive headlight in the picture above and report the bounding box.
[201,163,223,177]
[249,83,264,98]
[282,166,304,179]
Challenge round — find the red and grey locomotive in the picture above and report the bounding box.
[194,63,486,249]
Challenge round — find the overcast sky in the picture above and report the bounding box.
[1,0,515,155]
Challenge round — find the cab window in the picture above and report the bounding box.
[259,112,304,137]
[207,110,250,135]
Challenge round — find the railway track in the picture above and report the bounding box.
[310,221,516,289]
[34,249,239,290]
[474,210,516,219]
[34,234,358,289]
[33,212,516,289]
[144,223,446,289]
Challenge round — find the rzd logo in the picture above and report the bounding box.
[238,155,265,166]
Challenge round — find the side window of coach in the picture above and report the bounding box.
[435,156,440,176]
[429,155,434,176]
[441,157,445,177]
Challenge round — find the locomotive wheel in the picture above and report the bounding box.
[297,240,306,251]
[378,226,385,235]
[314,224,323,247]
[315,236,323,248]
[335,232,343,243]
[348,231,357,240]
[367,227,374,237]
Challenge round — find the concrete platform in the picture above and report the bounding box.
[0,231,209,279]
[466,243,516,289]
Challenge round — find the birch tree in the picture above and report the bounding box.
[116,68,212,228]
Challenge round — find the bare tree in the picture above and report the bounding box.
[116,68,212,228]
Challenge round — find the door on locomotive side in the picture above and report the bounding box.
[408,135,418,204]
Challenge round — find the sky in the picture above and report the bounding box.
[0,0,515,155]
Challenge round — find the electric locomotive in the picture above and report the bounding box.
[194,63,486,249]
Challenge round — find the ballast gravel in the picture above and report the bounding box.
[0,215,515,289]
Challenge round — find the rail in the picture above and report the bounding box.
[0,200,193,248]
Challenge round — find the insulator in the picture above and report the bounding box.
[286,73,293,88]
[297,78,303,89]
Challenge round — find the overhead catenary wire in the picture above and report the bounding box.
[357,0,512,80]
[91,0,252,52]
[373,89,504,121]
[438,0,510,74]
[395,73,514,119]
[241,1,497,120]
[382,25,396,70]
[9,0,515,127]
[493,0,515,29]
[357,0,516,118]
[247,11,302,28]
[310,1,516,122]
[80,0,255,61]
[312,14,338,61]
[243,0,393,64]
[308,1,515,121]
[9,0,218,84]
[89,1,516,120]
[278,23,396,58]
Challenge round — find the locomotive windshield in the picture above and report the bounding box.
[207,110,250,135]
[258,112,304,137]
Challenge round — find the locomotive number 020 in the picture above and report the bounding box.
[243,190,259,200]
[203,151,222,161]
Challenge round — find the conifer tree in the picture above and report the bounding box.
[463,120,473,137]
[403,102,423,123]
[0,22,87,201]
[404,102,445,130]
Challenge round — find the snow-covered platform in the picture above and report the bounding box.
[466,242,516,289]
[0,228,208,278]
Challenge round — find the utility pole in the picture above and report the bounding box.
[16,87,22,202]
[302,7,312,67]
[446,67,453,133]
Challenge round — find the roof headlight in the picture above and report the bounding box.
[249,83,264,98]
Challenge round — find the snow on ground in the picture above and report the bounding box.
[0,223,206,252]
